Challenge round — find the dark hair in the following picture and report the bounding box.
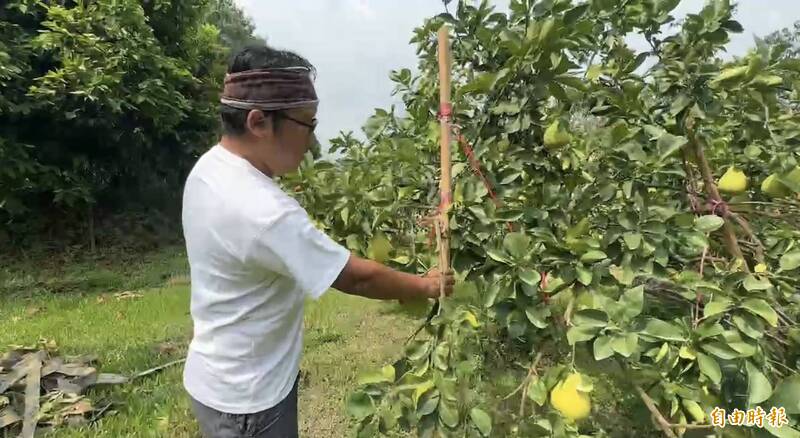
[220,45,316,136]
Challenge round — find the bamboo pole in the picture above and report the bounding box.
[437,25,452,286]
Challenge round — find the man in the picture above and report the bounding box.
[181,44,454,438]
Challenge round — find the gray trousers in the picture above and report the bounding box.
[190,377,299,438]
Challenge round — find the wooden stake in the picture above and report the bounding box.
[437,25,452,283]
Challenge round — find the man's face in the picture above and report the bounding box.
[247,105,318,176]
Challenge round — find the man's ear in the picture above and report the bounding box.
[246,109,272,137]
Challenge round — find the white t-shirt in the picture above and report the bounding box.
[181,144,350,414]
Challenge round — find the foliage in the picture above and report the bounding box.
[766,21,800,60]
[283,0,800,436]
[0,0,258,246]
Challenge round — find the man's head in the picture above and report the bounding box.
[219,45,319,176]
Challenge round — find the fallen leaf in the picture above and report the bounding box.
[43,339,58,351]
[94,373,128,385]
[60,399,93,416]
[155,342,178,356]
[0,406,22,429]
[113,291,142,301]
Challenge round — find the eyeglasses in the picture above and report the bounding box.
[274,112,317,132]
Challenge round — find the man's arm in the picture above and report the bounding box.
[332,254,454,301]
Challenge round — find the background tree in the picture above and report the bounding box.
[0,0,260,249]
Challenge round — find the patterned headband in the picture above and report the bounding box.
[220,67,318,111]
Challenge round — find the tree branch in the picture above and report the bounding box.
[634,383,679,438]
[729,212,765,262]
[685,120,750,273]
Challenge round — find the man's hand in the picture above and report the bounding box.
[333,255,456,302]
[421,268,455,299]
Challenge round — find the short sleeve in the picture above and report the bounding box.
[245,208,351,300]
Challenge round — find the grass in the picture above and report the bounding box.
[0,247,417,437]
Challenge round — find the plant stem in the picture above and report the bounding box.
[666,423,714,430]
[634,383,679,438]
[695,246,708,328]
[685,121,749,272]
[504,350,543,401]
[728,212,765,262]
[518,350,543,418]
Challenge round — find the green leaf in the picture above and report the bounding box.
[696,352,722,384]
[573,309,609,328]
[701,342,741,360]
[696,321,725,339]
[654,342,670,363]
[347,391,375,420]
[732,313,764,339]
[609,264,635,285]
[746,361,773,406]
[433,342,450,371]
[704,298,731,318]
[363,113,389,139]
[620,286,644,320]
[538,18,555,42]
[681,399,706,423]
[623,232,642,250]
[743,275,772,291]
[576,266,593,286]
[580,250,607,263]
[728,341,756,357]
[593,336,614,360]
[769,375,800,415]
[469,408,492,437]
[367,234,392,263]
[518,268,541,286]
[641,319,687,341]
[460,69,507,95]
[694,215,724,233]
[764,424,800,438]
[563,3,589,24]
[740,298,779,327]
[439,399,460,428]
[567,325,599,345]
[586,64,603,81]
[484,282,502,308]
[678,346,696,360]
[525,305,550,329]
[507,310,528,338]
[657,133,689,162]
[406,340,431,361]
[491,101,521,115]
[779,251,800,271]
[357,419,378,438]
[711,65,748,84]
[670,94,693,117]
[611,333,639,357]
[486,249,511,264]
[526,377,548,406]
[413,380,435,406]
[554,74,587,91]
[357,365,395,385]
[417,390,439,416]
[503,232,531,259]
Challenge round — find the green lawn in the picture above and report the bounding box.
[0,247,417,437]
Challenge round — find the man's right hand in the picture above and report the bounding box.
[420,268,455,299]
[332,255,456,302]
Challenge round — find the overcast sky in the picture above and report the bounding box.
[233,1,799,148]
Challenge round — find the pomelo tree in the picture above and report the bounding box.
[284,0,800,436]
